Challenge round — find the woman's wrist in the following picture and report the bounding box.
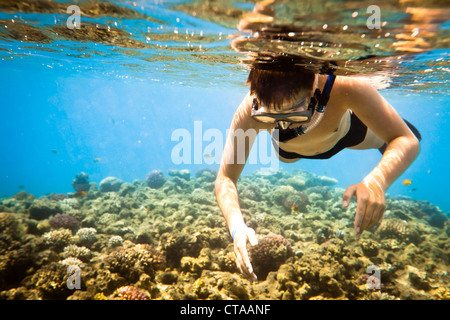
[230,219,248,240]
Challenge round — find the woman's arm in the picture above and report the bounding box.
[341,78,420,236]
[215,92,270,280]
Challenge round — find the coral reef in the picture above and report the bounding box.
[62,245,92,262]
[112,286,150,300]
[99,177,122,193]
[29,199,62,220]
[249,234,294,280]
[72,172,90,193]
[43,229,73,249]
[146,170,166,189]
[74,228,98,247]
[49,215,80,231]
[0,168,448,300]
[106,243,166,282]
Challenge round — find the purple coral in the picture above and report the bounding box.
[116,286,149,300]
[49,215,80,231]
[146,170,166,189]
[249,233,294,280]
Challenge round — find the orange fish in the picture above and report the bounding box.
[73,191,87,198]
[402,179,412,186]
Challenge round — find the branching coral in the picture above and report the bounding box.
[113,286,149,300]
[106,244,166,282]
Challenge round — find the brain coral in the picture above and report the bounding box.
[146,170,166,189]
[377,219,421,244]
[249,233,294,280]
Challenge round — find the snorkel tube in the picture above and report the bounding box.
[294,73,336,136]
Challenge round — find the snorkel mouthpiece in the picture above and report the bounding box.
[278,121,290,130]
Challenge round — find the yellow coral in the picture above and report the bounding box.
[193,278,204,295]
[94,292,107,300]
[431,287,450,300]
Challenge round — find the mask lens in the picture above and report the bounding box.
[286,115,310,122]
[252,114,277,123]
[252,113,311,124]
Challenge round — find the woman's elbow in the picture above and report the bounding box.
[400,134,420,160]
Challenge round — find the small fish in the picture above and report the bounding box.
[73,191,87,198]
[18,185,25,189]
[51,149,58,154]
[291,205,299,212]
[411,188,418,192]
[203,153,213,159]
[93,158,101,163]
[402,179,412,186]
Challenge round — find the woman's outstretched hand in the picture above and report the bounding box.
[342,180,386,237]
[233,226,258,282]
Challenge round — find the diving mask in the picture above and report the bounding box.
[251,90,320,129]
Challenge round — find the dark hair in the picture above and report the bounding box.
[246,66,315,110]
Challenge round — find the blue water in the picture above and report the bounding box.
[0,1,449,213]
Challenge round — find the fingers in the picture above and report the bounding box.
[372,197,386,227]
[355,192,386,236]
[345,183,386,237]
[354,194,367,237]
[342,185,356,207]
[234,228,258,282]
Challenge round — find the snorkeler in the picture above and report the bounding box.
[214,61,421,281]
